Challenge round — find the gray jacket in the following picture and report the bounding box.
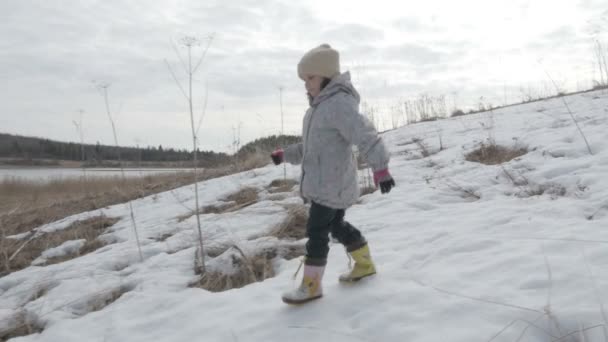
[284,72,390,209]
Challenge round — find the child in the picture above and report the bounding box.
[271,44,395,304]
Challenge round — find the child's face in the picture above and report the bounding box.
[304,74,324,98]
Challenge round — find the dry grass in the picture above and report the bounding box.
[0,283,133,340]
[224,187,259,204]
[0,310,45,341]
[465,143,528,165]
[176,187,260,222]
[83,285,133,313]
[0,215,119,277]
[268,178,298,193]
[0,283,50,341]
[0,167,237,239]
[153,233,174,242]
[413,137,442,158]
[191,203,308,292]
[501,167,567,199]
[445,180,481,201]
[191,243,306,292]
[176,202,235,222]
[191,245,275,292]
[520,183,567,198]
[268,204,308,240]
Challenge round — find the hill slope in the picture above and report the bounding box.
[1,90,608,342]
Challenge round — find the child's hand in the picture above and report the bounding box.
[373,169,395,194]
[271,149,284,165]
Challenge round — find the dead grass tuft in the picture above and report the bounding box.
[224,187,259,205]
[465,143,528,165]
[191,246,275,292]
[0,215,119,277]
[153,233,173,242]
[84,285,133,314]
[445,181,481,201]
[176,187,260,222]
[200,202,236,214]
[268,179,298,193]
[514,183,567,199]
[501,168,567,199]
[190,203,309,292]
[191,243,306,293]
[176,202,234,222]
[0,310,45,341]
[413,138,432,158]
[268,205,309,240]
[205,243,231,258]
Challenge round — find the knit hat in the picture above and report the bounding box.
[297,44,340,80]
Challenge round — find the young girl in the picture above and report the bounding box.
[271,44,395,304]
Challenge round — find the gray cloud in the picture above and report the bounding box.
[526,25,590,51]
[383,43,447,65]
[0,1,599,151]
[322,24,384,45]
[393,17,425,31]
[578,0,608,10]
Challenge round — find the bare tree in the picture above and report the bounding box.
[165,34,214,273]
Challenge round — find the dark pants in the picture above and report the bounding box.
[305,202,367,266]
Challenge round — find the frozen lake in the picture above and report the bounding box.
[0,168,195,183]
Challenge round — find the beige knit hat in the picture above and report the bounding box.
[297,44,340,80]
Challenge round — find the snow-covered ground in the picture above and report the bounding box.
[2,90,608,341]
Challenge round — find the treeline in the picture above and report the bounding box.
[235,134,301,158]
[0,133,301,167]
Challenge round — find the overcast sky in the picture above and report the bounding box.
[1,0,607,153]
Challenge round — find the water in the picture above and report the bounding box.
[0,168,194,183]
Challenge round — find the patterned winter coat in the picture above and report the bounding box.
[284,72,390,209]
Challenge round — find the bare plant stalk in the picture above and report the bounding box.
[541,68,593,155]
[72,110,87,190]
[596,40,608,85]
[279,86,286,180]
[166,36,212,274]
[195,85,209,137]
[8,233,36,263]
[99,84,144,262]
[602,41,608,86]
[187,42,206,274]
[435,126,444,151]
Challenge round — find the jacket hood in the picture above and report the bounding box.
[312,71,360,106]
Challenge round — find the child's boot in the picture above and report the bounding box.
[339,243,376,282]
[282,261,325,304]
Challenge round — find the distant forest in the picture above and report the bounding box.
[0,133,301,167]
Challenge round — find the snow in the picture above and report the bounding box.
[32,240,87,266]
[2,90,608,341]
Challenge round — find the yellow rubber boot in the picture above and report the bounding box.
[282,264,325,304]
[339,244,376,282]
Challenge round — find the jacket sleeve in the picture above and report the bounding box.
[332,95,390,172]
[283,143,303,165]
